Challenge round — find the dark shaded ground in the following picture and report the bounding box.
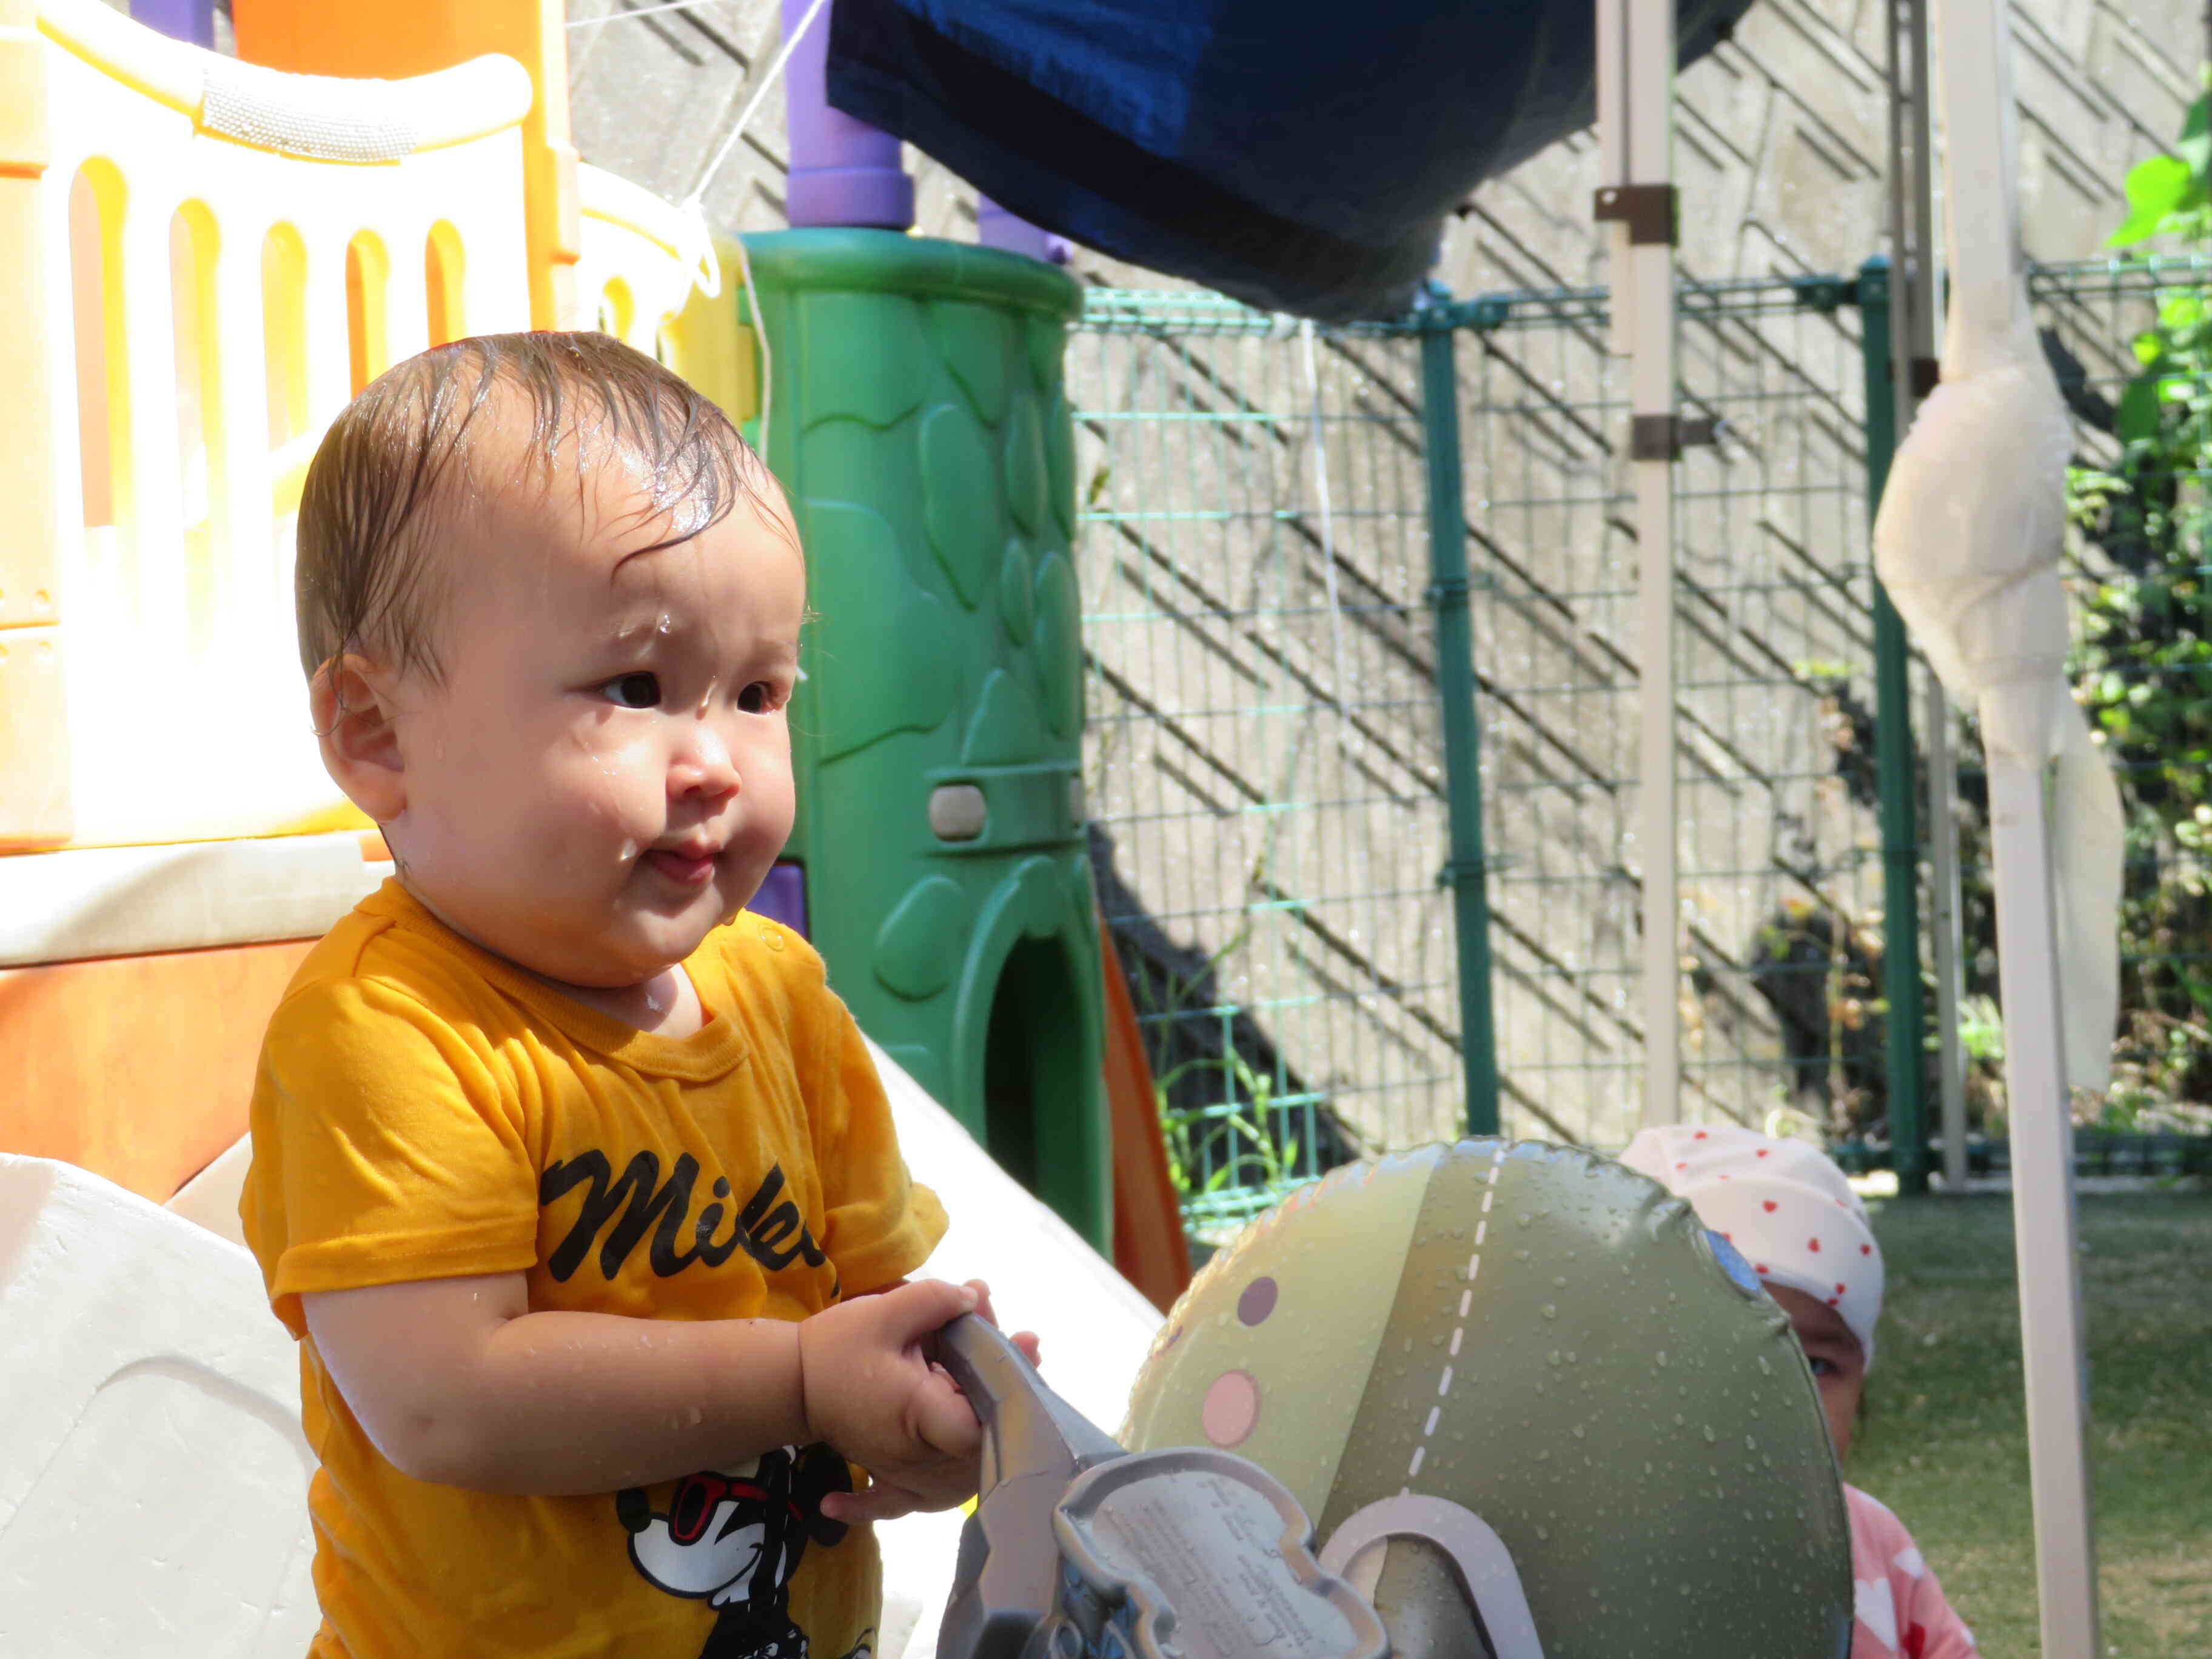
[1849,1189,2212,1657]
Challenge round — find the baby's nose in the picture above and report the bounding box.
[671,720,741,797]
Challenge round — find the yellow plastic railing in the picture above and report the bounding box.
[0,0,745,854]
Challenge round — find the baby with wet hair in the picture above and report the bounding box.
[1621,1125,1979,1659]
[243,332,1021,1659]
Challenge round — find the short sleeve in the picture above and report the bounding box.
[802,994,948,1297]
[242,976,542,1338]
[1900,1553,1980,1658]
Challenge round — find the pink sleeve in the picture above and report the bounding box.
[1846,1485,1979,1658]
[1899,1556,1979,1659]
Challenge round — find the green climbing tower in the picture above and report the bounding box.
[740,229,1108,1250]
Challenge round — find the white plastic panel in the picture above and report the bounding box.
[0,832,392,967]
[0,1153,317,1658]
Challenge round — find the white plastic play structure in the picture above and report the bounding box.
[0,1044,1161,1659]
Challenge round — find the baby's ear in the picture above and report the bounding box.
[311,654,407,822]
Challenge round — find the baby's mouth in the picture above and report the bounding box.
[643,846,719,887]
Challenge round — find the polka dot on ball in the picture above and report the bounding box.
[1202,1370,1261,1447]
[1237,1276,1279,1326]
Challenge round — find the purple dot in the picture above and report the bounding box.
[1237,1276,1279,1326]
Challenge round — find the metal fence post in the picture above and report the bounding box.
[1858,255,1931,1195]
[1419,310,1502,1137]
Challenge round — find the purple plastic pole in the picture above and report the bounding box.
[132,0,215,50]
[977,197,1072,265]
[783,0,913,230]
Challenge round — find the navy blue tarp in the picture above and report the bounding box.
[826,0,1757,320]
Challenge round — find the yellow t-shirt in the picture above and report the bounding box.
[240,880,948,1659]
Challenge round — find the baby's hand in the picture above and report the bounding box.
[798,1279,989,1522]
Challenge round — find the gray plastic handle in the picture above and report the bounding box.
[928,1313,1125,1495]
[928,1316,1390,1659]
[930,1315,1125,1659]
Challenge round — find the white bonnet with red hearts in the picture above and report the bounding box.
[1618,1124,1883,1369]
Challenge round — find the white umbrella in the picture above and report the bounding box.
[1869,0,2120,1649]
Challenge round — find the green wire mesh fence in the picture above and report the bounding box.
[1067,297,1458,1232]
[1457,274,1886,1152]
[1068,255,2212,1231]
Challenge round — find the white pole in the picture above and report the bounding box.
[1927,691,1970,1188]
[1985,748,2101,1655]
[1932,0,2102,1641]
[1600,0,1681,1130]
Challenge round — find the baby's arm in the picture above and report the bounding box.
[303,1273,986,1501]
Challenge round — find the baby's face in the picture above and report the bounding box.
[379,423,805,993]
[1767,1283,1868,1461]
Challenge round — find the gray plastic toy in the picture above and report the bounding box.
[928,1315,1390,1659]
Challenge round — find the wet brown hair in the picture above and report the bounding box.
[294,330,769,684]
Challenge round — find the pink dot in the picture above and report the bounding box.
[1202,1370,1262,1447]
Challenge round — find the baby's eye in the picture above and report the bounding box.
[1807,1356,1837,1378]
[600,672,662,709]
[737,681,782,715]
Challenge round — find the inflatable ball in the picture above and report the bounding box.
[1121,1139,1852,1658]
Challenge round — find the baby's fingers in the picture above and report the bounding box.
[821,1478,927,1526]
[913,1363,983,1458]
[959,1282,1040,1368]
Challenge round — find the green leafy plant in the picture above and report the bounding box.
[2062,75,2212,1114]
[1115,916,1335,1228]
[1156,1050,1306,1207]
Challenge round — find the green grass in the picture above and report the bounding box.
[1848,1188,2212,1657]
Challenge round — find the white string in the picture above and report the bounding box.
[728,229,773,463]
[686,0,830,215]
[566,0,728,30]
[1299,320,1355,756]
[675,0,833,469]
